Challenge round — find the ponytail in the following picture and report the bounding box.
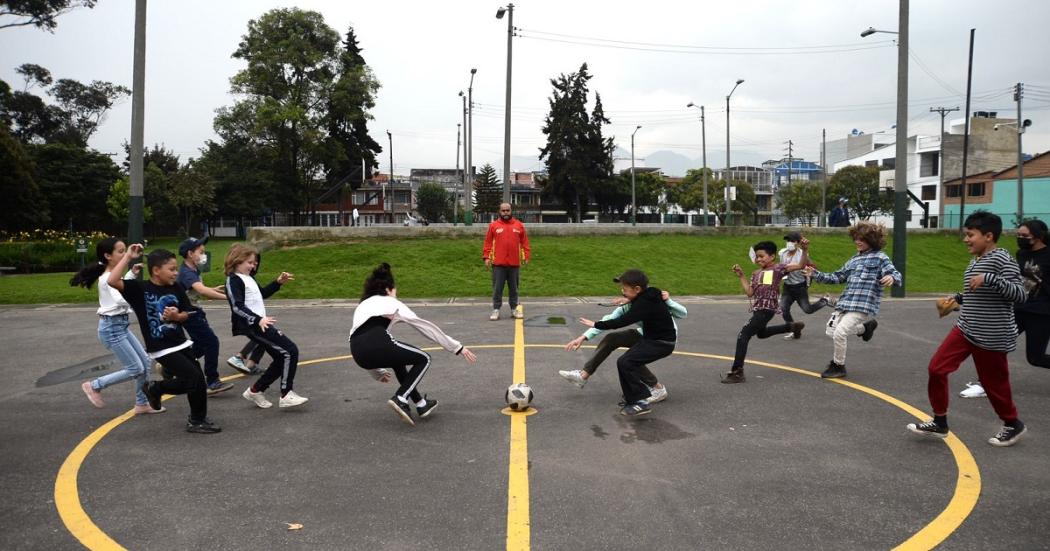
[361,262,395,300]
[69,237,121,289]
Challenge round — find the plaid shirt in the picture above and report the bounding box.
[812,250,901,316]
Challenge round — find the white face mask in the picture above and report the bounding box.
[199,253,208,265]
[785,243,797,252]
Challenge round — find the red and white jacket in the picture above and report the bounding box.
[482,217,531,267]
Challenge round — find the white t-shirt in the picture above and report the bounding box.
[97,271,131,316]
[234,272,266,318]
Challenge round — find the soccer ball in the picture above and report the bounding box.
[505,383,534,411]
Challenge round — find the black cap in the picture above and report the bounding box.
[783,231,802,243]
[613,269,648,288]
[178,236,209,257]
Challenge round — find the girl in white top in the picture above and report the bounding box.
[350,263,477,426]
[69,237,164,414]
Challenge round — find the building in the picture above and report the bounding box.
[942,151,1050,228]
[714,166,775,225]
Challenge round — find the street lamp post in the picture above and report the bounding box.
[459,91,469,225]
[631,125,641,226]
[726,79,744,226]
[467,69,476,226]
[386,130,393,224]
[496,4,514,203]
[127,0,146,246]
[861,1,908,298]
[454,122,461,225]
[687,102,708,226]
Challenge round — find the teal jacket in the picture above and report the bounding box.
[583,297,688,340]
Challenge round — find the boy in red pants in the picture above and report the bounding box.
[907,211,1028,447]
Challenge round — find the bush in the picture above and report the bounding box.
[0,230,111,273]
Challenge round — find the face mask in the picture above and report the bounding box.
[785,242,797,252]
[1017,237,1033,250]
[199,253,209,265]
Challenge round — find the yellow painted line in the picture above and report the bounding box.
[56,345,976,551]
[506,310,531,551]
[676,351,981,550]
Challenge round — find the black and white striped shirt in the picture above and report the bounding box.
[958,247,1027,352]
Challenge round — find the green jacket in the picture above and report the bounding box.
[583,297,687,340]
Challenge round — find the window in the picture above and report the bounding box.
[945,184,961,198]
[967,182,986,197]
[929,216,939,229]
[865,160,879,167]
[882,158,896,170]
[921,185,937,200]
[920,152,939,177]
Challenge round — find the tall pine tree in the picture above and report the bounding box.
[324,25,382,189]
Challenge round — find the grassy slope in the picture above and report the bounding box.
[0,233,971,304]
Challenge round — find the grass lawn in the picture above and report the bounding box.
[0,233,973,304]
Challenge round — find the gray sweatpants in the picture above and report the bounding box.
[491,265,520,310]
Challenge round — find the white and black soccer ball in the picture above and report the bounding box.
[505,383,534,411]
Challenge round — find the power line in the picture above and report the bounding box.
[517,33,895,56]
[518,28,897,52]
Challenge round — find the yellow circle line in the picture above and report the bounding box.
[54,345,978,550]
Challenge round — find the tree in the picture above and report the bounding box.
[195,139,277,226]
[777,181,824,225]
[0,0,96,32]
[416,182,450,222]
[827,165,891,221]
[0,124,49,230]
[1,68,128,146]
[163,160,216,237]
[26,142,120,230]
[322,25,382,189]
[474,164,502,217]
[538,63,614,222]
[668,168,754,225]
[107,176,153,223]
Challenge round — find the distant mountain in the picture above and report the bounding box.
[645,150,702,177]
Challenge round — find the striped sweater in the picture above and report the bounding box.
[957,247,1027,352]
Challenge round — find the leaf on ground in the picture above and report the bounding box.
[286,523,304,531]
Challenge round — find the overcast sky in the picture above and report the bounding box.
[3,0,1049,176]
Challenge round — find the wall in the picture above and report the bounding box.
[941,176,1050,228]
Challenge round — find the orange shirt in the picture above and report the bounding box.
[482,218,531,267]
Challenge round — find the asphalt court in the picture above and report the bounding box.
[1,297,1048,550]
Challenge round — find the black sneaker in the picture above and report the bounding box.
[186,418,222,434]
[907,420,948,439]
[619,400,652,417]
[721,369,746,384]
[207,381,235,396]
[988,421,1027,447]
[860,319,879,342]
[386,396,415,426]
[821,361,847,379]
[145,381,163,411]
[416,395,439,419]
[790,321,805,339]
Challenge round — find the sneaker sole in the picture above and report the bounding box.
[387,399,415,426]
[279,398,309,408]
[821,371,847,379]
[419,403,439,419]
[959,392,987,399]
[621,408,652,417]
[227,363,252,375]
[242,391,272,409]
[207,384,235,396]
[646,394,667,404]
[133,406,167,415]
[186,426,222,434]
[907,425,948,439]
[988,426,1027,447]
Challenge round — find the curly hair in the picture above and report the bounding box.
[361,263,396,300]
[848,222,887,250]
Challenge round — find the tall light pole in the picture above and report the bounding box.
[386,130,393,224]
[127,0,146,245]
[467,69,477,225]
[460,91,470,225]
[455,122,461,225]
[687,102,708,226]
[631,125,642,226]
[726,78,744,226]
[496,4,514,203]
[861,2,908,297]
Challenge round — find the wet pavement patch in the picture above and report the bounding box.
[36,355,118,387]
[524,315,567,327]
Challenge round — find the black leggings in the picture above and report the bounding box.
[732,310,793,369]
[248,326,299,394]
[1017,310,1050,369]
[351,325,431,403]
[240,340,266,364]
[584,329,659,387]
[155,347,207,422]
[780,282,828,323]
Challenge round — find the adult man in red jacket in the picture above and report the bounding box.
[482,202,531,320]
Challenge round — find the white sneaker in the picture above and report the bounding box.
[783,333,796,341]
[645,385,668,404]
[489,309,500,321]
[558,369,587,388]
[959,382,986,399]
[279,390,309,408]
[512,306,524,319]
[226,355,250,374]
[242,387,272,408]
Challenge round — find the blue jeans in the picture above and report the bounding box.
[183,310,220,384]
[93,314,150,405]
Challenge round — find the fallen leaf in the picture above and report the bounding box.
[286,523,304,531]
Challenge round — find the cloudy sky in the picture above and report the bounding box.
[3,0,1049,177]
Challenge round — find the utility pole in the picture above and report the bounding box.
[821,129,827,227]
[387,130,393,224]
[959,29,976,230]
[496,4,515,203]
[454,123,461,225]
[1015,82,1025,221]
[930,106,959,228]
[784,140,794,188]
[127,0,146,246]
[702,106,708,227]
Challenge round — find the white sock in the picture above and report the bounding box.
[415,398,427,408]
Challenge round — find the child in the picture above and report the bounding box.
[724,241,807,384]
[805,222,901,378]
[226,251,265,376]
[578,269,676,416]
[349,263,477,426]
[779,231,832,340]
[107,245,220,433]
[223,244,306,409]
[70,237,164,415]
[560,290,687,404]
[176,236,235,394]
[907,211,1028,447]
